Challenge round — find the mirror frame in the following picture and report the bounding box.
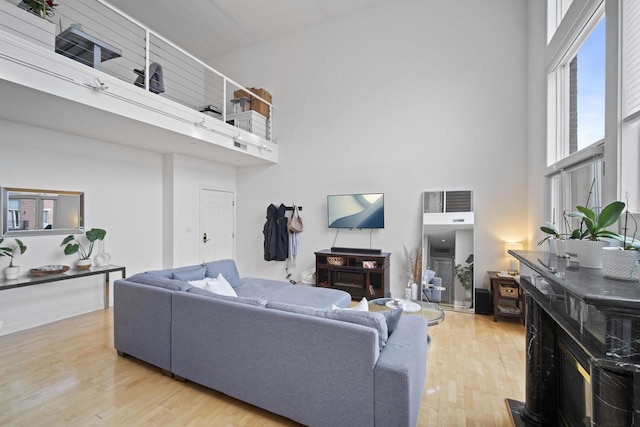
[422,190,474,309]
[1,187,85,237]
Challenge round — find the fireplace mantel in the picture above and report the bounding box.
[510,250,640,426]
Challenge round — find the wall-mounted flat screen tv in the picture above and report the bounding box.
[327,193,385,229]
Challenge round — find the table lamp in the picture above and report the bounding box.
[504,242,523,275]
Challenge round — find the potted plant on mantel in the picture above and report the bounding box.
[61,228,106,270]
[603,196,640,281]
[567,201,626,269]
[0,238,27,280]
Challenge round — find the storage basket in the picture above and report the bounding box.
[499,284,519,298]
[327,256,345,266]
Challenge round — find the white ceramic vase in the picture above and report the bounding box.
[564,239,579,262]
[76,258,92,270]
[4,265,20,280]
[602,247,640,281]
[576,240,610,269]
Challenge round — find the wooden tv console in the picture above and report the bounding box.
[314,249,390,299]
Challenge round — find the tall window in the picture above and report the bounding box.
[545,1,608,230]
[548,10,605,164]
[573,18,605,152]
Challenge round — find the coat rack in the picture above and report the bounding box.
[284,205,302,211]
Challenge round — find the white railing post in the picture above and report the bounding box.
[144,29,150,91]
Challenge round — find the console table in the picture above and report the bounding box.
[509,250,640,426]
[0,264,126,309]
[315,249,390,299]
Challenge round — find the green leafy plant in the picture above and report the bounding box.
[567,201,625,241]
[61,228,106,260]
[537,221,560,245]
[0,238,27,267]
[454,263,472,291]
[21,0,58,19]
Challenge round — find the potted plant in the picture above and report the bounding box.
[0,238,27,279]
[454,262,473,306]
[61,228,106,270]
[538,221,562,255]
[603,196,640,280]
[567,201,625,268]
[18,0,58,19]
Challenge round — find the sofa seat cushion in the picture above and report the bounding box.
[125,272,192,291]
[203,259,241,287]
[267,301,388,350]
[265,286,352,309]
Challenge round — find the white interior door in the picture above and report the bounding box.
[200,189,234,262]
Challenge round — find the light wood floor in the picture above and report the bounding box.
[0,308,525,426]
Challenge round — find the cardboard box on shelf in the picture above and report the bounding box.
[233,87,272,118]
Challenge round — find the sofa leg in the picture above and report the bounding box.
[116,350,126,357]
[174,374,187,382]
[161,369,173,378]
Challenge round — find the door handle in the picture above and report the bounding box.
[203,232,210,243]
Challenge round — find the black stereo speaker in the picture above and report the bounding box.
[475,288,491,315]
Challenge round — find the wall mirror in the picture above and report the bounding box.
[1,187,84,237]
[422,190,474,313]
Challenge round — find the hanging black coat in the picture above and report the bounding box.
[263,204,278,261]
[263,204,289,261]
[276,203,289,261]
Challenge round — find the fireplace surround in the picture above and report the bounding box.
[510,250,640,426]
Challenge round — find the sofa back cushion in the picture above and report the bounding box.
[203,259,241,287]
[172,266,206,282]
[187,286,267,306]
[145,264,204,279]
[125,273,192,291]
[266,301,388,350]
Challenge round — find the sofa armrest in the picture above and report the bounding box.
[113,279,173,371]
[374,315,428,427]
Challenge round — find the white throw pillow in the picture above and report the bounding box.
[207,273,237,297]
[188,278,210,289]
[332,297,368,311]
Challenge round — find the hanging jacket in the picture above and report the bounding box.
[263,204,278,261]
[276,204,289,261]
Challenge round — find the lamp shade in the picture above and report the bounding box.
[504,242,523,257]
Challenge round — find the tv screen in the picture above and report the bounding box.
[327,193,385,229]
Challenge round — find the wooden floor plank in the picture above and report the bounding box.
[0,307,525,426]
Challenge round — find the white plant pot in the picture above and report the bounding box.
[76,259,92,270]
[4,266,20,280]
[548,238,557,254]
[602,247,640,281]
[554,239,568,258]
[576,240,610,269]
[564,239,578,262]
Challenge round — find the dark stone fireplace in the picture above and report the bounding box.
[511,250,640,426]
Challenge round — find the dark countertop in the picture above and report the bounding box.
[509,250,640,312]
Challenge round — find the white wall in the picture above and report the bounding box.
[527,0,549,247]
[215,0,531,297]
[166,153,236,267]
[0,119,235,335]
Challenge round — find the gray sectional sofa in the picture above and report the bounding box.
[113,259,429,427]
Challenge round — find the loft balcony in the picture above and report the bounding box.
[0,0,277,166]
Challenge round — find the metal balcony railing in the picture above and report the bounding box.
[1,0,273,142]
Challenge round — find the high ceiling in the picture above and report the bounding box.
[106,0,388,61]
